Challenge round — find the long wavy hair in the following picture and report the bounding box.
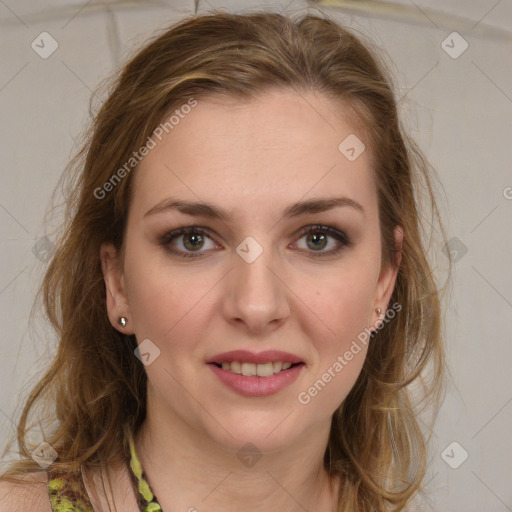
[0,10,449,511]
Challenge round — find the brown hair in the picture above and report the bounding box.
[1,10,449,511]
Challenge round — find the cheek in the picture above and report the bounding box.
[296,262,378,345]
[297,279,372,411]
[293,261,377,407]
[123,242,201,344]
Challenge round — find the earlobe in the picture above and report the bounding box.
[100,242,132,333]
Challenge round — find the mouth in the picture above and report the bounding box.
[210,361,305,377]
[207,358,305,397]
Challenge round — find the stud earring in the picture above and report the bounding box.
[118,317,127,328]
[375,307,382,316]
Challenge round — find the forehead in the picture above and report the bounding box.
[130,89,377,221]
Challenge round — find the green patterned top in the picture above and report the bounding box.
[47,432,163,511]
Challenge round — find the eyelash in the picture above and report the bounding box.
[158,224,351,260]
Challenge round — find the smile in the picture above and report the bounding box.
[215,361,297,377]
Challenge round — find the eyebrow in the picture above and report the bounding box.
[144,196,365,220]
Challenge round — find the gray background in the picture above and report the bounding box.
[0,0,511,510]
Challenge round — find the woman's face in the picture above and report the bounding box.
[102,88,400,453]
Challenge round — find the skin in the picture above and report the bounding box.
[100,88,402,511]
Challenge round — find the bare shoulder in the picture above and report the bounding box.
[0,471,51,512]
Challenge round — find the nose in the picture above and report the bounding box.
[221,239,290,335]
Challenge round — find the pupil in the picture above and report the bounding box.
[184,233,203,251]
[308,232,326,251]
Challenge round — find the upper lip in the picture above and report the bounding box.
[207,350,303,365]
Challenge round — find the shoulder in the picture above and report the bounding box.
[0,471,52,512]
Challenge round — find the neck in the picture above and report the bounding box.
[134,407,339,511]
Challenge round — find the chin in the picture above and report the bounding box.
[202,409,315,456]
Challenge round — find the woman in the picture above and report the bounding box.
[0,10,448,512]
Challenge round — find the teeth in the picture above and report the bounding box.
[256,362,274,377]
[241,362,256,376]
[217,361,297,377]
[230,361,242,374]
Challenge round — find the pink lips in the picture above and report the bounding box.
[206,350,305,397]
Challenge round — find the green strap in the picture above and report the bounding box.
[47,476,94,512]
[127,431,163,512]
[47,431,163,512]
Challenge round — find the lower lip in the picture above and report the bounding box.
[208,363,304,397]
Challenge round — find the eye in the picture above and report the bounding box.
[158,226,219,258]
[293,224,350,258]
[158,224,351,259]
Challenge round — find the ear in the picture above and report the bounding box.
[100,242,133,334]
[372,226,403,325]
